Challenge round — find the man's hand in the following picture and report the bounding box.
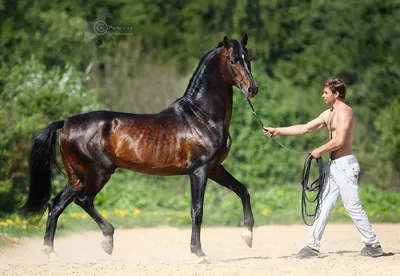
[263,127,277,137]
[310,149,322,159]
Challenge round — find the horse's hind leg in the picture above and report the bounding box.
[208,165,254,247]
[189,165,209,263]
[74,171,115,255]
[43,184,79,260]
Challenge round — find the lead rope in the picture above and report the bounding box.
[246,99,308,155]
[246,98,325,226]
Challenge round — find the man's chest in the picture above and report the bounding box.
[326,111,337,138]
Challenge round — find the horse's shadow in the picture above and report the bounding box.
[223,256,270,263]
[328,250,358,255]
[278,254,328,259]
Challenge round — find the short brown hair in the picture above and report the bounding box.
[324,78,346,99]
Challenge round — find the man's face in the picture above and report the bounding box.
[322,87,338,105]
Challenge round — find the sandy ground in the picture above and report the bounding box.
[0,224,399,276]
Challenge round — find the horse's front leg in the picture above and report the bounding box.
[208,164,254,247]
[189,165,209,263]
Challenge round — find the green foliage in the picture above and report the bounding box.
[0,0,399,220]
[372,100,400,189]
[0,56,102,212]
[2,184,399,241]
[0,1,97,71]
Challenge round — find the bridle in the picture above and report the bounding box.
[224,51,252,89]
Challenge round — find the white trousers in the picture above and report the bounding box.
[307,155,380,251]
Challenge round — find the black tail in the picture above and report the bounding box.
[20,120,65,220]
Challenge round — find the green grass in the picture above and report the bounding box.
[1,184,399,247]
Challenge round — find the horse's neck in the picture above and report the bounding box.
[177,48,233,127]
[184,73,233,126]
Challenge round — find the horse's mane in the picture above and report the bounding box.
[183,42,224,98]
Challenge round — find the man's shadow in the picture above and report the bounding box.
[278,250,395,259]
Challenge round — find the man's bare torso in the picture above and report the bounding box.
[323,104,355,159]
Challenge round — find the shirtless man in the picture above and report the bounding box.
[263,78,384,258]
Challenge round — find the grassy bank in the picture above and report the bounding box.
[1,184,399,244]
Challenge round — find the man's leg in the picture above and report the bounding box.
[336,157,383,257]
[306,163,340,251]
[296,163,340,258]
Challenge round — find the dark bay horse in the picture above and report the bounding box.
[21,34,258,263]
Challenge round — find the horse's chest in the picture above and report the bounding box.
[206,130,231,164]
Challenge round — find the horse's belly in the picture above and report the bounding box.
[110,125,214,175]
[113,136,190,175]
[116,155,189,176]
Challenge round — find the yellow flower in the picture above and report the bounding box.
[80,213,88,219]
[114,209,129,217]
[153,211,159,216]
[262,208,272,216]
[368,210,376,216]
[133,209,141,216]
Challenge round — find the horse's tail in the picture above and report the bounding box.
[20,120,65,220]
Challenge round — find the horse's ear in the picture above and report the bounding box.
[223,36,231,50]
[241,33,248,46]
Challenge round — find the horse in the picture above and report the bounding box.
[21,34,258,263]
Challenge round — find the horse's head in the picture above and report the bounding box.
[220,34,258,99]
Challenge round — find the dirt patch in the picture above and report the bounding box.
[0,224,399,276]
[0,234,19,248]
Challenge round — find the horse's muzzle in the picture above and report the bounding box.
[248,85,258,98]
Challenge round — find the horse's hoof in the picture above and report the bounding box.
[197,256,210,264]
[42,245,52,254]
[101,235,114,255]
[42,245,59,261]
[241,229,253,248]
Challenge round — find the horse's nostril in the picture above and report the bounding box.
[248,86,258,96]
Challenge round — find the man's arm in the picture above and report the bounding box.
[311,109,352,156]
[263,110,328,137]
